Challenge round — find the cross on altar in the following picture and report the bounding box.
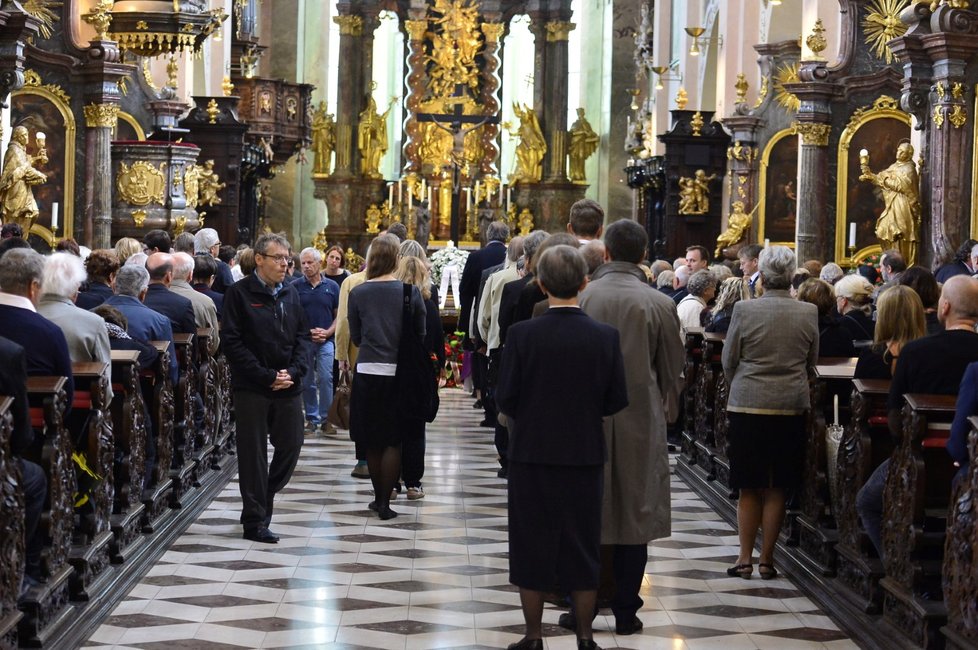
[416,82,499,243]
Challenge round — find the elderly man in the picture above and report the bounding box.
[579,220,684,636]
[873,249,907,302]
[170,252,220,355]
[194,227,235,293]
[671,265,691,304]
[143,252,197,336]
[223,233,312,544]
[295,246,340,435]
[677,269,716,335]
[103,264,178,386]
[0,248,74,409]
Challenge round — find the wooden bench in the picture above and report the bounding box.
[140,342,175,534]
[170,332,198,507]
[107,350,148,564]
[0,396,24,648]
[195,328,218,472]
[700,333,731,491]
[835,378,892,614]
[213,353,235,464]
[942,414,978,649]
[880,392,957,648]
[680,327,705,468]
[20,377,73,647]
[66,362,114,601]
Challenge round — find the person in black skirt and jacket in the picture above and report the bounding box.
[496,245,628,650]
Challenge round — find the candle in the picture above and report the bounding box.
[506,187,512,212]
[408,189,413,211]
[849,223,857,248]
[51,202,59,230]
[388,184,394,207]
[427,186,433,207]
[833,394,839,426]
[475,180,481,203]
[764,238,770,248]
[421,178,427,197]
[465,188,472,212]
[487,184,493,204]
[398,179,403,204]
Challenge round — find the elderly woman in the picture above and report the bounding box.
[819,262,844,286]
[721,246,818,580]
[706,277,750,334]
[677,269,715,334]
[76,249,120,309]
[798,278,856,358]
[834,274,875,343]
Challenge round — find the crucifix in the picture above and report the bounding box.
[416,82,499,243]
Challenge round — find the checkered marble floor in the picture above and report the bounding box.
[83,388,857,650]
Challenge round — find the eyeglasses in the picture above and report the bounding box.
[259,253,290,264]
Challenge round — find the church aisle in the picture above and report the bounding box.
[83,389,858,650]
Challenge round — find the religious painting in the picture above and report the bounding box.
[114,112,146,142]
[835,96,911,264]
[758,128,798,245]
[9,85,76,247]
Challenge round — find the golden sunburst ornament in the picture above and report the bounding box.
[862,0,910,64]
[773,62,801,113]
[23,0,64,40]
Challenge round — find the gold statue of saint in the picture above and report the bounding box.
[518,207,534,237]
[0,126,47,233]
[678,169,716,215]
[358,95,396,179]
[715,201,752,258]
[859,142,920,265]
[311,101,336,176]
[510,102,546,184]
[568,108,598,183]
[365,203,382,234]
[197,160,226,206]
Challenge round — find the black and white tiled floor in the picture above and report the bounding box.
[84,389,857,649]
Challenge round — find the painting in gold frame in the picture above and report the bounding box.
[835,96,911,265]
[10,84,76,247]
[758,127,798,246]
[114,112,146,141]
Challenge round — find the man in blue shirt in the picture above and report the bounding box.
[296,247,340,434]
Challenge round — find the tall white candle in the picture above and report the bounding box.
[408,189,413,211]
[465,188,472,212]
[506,187,512,212]
[487,184,493,204]
[833,394,839,426]
[475,180,481,203]
[388,184,394,207]
[398,180,403,204]
[849,223,857,248]
[427,186,433,207]
[51,202,59,230]
[764,238,770,248]
[421,178,427,197]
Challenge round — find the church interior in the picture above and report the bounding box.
[1,0,978,648]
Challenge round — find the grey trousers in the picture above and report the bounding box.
[234,391,304,531]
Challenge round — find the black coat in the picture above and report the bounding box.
[458,241,507,335]
[222,273,312,397]
[211,259,235,294]
[496,308,628,466]
[76,282,114,310]
[143,284,197,334]
[0,336,32,455]
[498,274,533,346]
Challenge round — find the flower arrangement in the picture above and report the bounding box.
[429,242,469,286]
[442,330,466,388]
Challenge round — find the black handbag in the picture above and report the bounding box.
[395,283,439,422]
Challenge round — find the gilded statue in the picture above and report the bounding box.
[0,126,47,233]
[678,169,716,215]
[184,164,200,209]
[715,201,753,258]
[311,101,336,176]
[197,160,226,206]
[365,203,382,234]
[312,229,328,254]
[438,170,453,228]
[568,108,598,183]
[517,207,534,237]
[510,102,546,184]
[358,95,396,179]
[859,142,921,265]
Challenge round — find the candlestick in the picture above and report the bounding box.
[51,202,59,231]
[849,223,856,248]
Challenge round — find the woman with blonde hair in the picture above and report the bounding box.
[114,237,142,265]
[854,285,926,379]
[834,274,875,343]
[706,277,750,334]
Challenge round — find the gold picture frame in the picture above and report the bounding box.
[758,126,798,247]
[834,95,911,265]
[10,71,76,248]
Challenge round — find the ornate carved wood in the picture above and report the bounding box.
[170,333,198,508]
[140,342,175,533]
[942,415,978,649]
[195,328,218,469]
[214,354,235,465]
[108,350,147,563]
[681,328,704,466]
[0,396,24,648]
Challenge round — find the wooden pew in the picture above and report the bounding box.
[195,328,218,472]
[880,393,957,648]
[700,333,731,490]
[0,396,25,648]
[797,357,857,577]
[140,342,174,533]
[213,353,235,466]
[19,377,73,647]
[66,362,114,601]
[170,332,198,507]
[107,350,148,564]
[942,415,978,649]
[680,327,705,471]
[835,378,892,614]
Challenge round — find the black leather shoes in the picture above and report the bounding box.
[243,527,279,543]
[615,615,643,635]
[506,639,543,650]
[557,612,577,631]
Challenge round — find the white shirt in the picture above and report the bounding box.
[0,292,36,312]
[677,295,707,335]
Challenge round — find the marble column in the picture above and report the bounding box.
[539,19,574,183]
[331,13,366,179]
[79,38,134,248]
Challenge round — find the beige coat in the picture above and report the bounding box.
[580,262,685,544]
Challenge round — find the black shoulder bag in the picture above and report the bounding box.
[395,283,440,422]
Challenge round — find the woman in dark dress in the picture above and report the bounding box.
[706,277,750,334]
[798,278,856,357]
[853,285,926,380]
[834,274,875,344]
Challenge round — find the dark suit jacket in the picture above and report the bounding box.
[194,283,224,314]
[498,274,533,346]
[0,336,32,455]
[496,308,628,466]
[102,295,179,385]
[514,277,546,325]
[143,283,197,334]
[211,259,235,294]
[458,241,506,335]
[76,282,114,310]
[0,304,74,412]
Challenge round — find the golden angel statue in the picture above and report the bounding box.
[679,169,716,215]
[358,95,396,179]
[568,108,598,183]
[715,201,753,258]
[311,101,336,176]
[677,177,697,215]
[198,160,226,206]
[510,102,546,184]
[859,142,921,265]
[0,126,47,233]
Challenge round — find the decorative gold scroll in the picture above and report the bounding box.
[333,15,363,36]
[544,21,575,42]
[84,103,119,128]
[793,122,831,146]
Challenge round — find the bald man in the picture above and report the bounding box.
[143,252,196,335]
[857,274,978,558]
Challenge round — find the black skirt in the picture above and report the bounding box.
[727,412,806,491]
[508,461,603,592]
[350,372,405,448]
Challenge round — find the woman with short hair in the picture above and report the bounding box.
[834,274,875,343]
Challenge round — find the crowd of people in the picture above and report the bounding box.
[4,211,978,650]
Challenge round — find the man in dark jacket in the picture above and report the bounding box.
[143,252,197,336]
[223,233,312,544]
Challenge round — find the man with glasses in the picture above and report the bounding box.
[194,227,235,293]
[222,233,312,544]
